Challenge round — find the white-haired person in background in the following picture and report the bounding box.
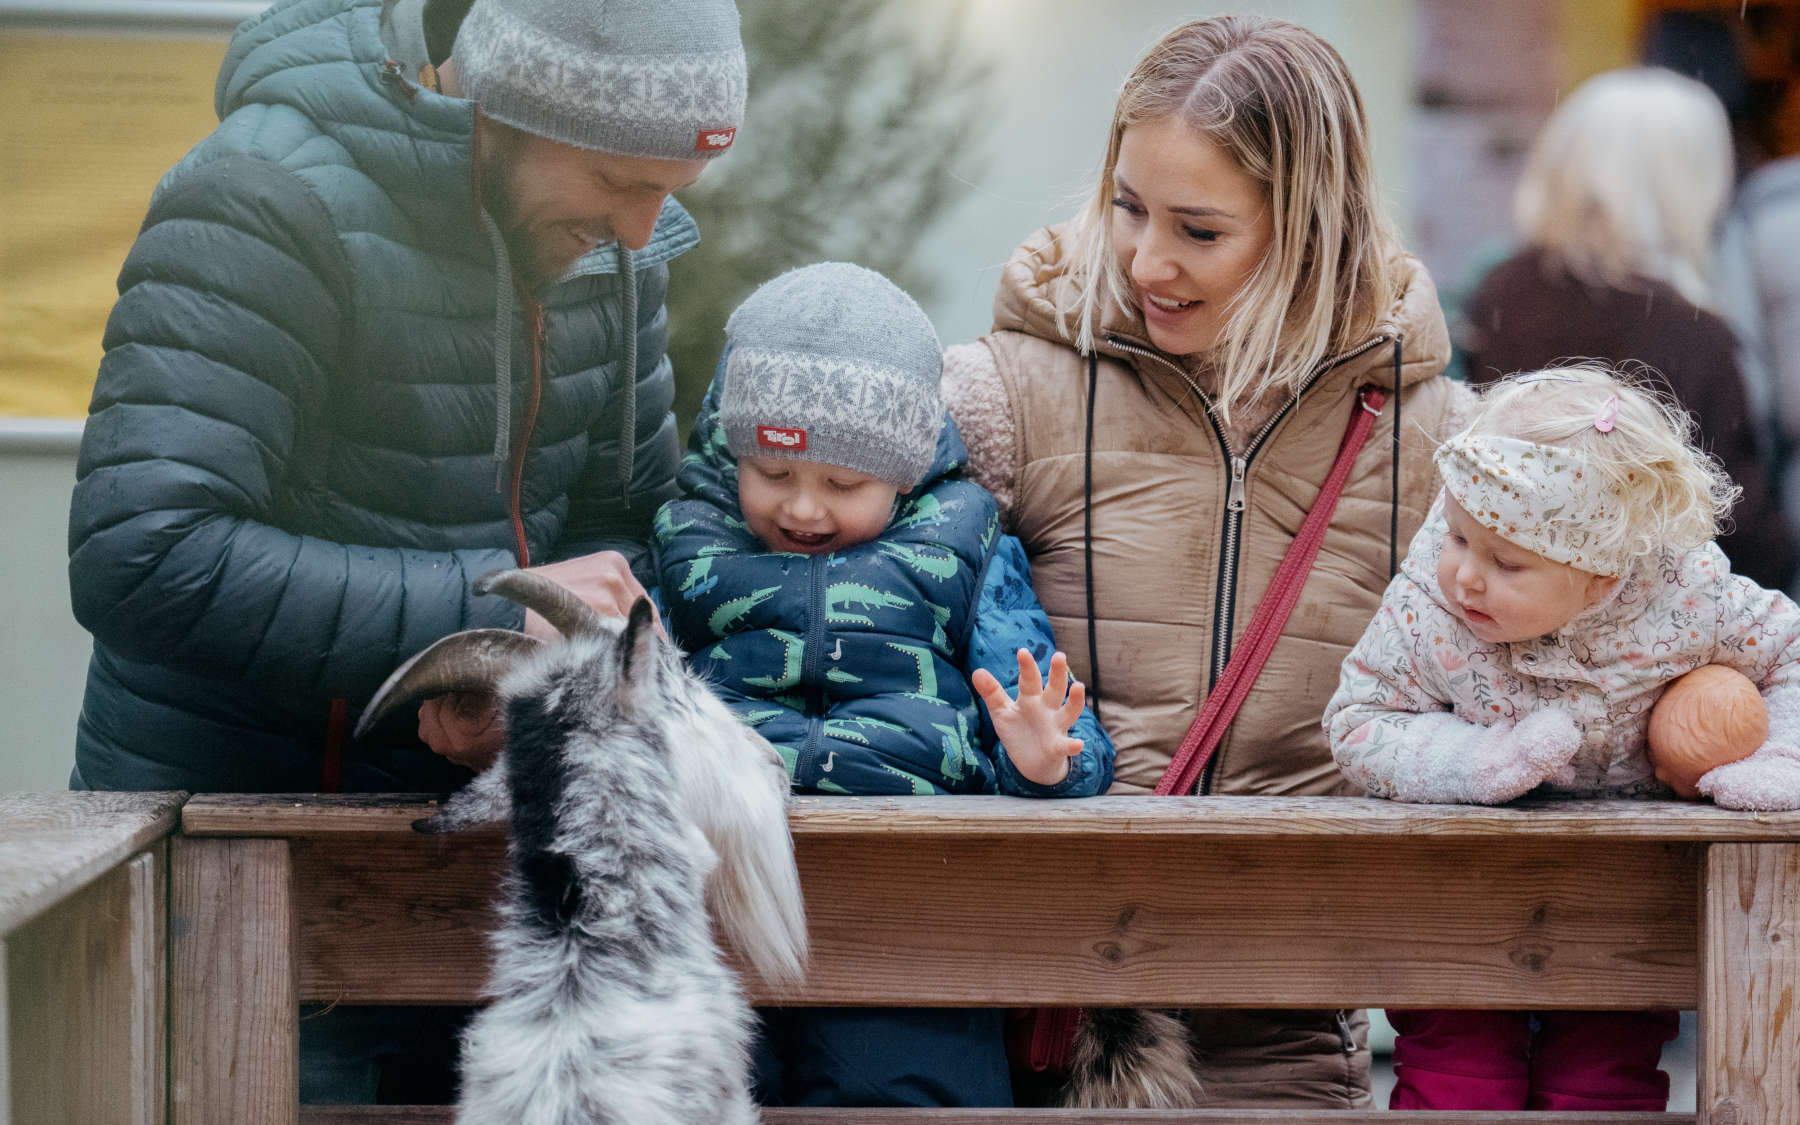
[1457,66,1796,590]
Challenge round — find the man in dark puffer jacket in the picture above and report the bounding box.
[68,0,746,799]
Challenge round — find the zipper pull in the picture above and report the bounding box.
[1335,1009,1358,1054]
[1226,457,1247,513]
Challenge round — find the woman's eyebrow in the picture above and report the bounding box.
[1112,173,1234,219]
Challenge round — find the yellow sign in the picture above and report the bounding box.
[0,31,224,418]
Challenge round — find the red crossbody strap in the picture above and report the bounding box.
[1153,386,1389,797]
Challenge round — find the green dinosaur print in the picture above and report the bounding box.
[979,513,999,552]
[744,629,805,690]
[652,506,697,543]
[821,715,909,746]
[883,641,940,697]
[816,776,852,795]
[741,708,784,727]
[878,542,960,582]
[824,667,864,684]
[889,492,945,531]
[772,741,798,776]
[709,644,732,661]
[921,597,953,654]
[708,585,780,634]
[827,582,914,627]
[933,711,979,782]
[679,543,738,595]
[877,762,938,795]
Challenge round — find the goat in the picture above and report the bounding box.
[356,568,807,1125]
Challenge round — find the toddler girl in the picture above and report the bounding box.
[1324,364,1800,1111]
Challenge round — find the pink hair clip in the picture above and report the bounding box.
[1593,394,1618,433]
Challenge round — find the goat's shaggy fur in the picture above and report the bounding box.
[383,589,806,1125]
[1063,1008,1204,1109]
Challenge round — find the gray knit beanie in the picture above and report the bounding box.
[721,263,944,489]
[453,0,747,160]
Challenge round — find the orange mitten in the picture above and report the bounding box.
[1646,665,1767,798]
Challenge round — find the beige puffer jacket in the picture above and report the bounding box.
[952,226,1456,795]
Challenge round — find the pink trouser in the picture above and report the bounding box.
[1388,1009,1680,1112]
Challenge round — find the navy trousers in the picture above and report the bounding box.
[752,1007,1014,1107]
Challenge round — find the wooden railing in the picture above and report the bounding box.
[167,793,1800,1124]
[4,792,1797,1123]
[0,790,185,1125]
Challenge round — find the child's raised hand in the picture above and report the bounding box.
[971,649,1085,787]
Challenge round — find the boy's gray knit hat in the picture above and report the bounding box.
[721,263,944,489]
[453,0,747,160]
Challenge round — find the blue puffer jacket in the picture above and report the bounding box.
[66,0,686,793]
[655,382,1113,797]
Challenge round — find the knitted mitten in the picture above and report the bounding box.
[1695,742,1800,811]
[1380,709,1582,805]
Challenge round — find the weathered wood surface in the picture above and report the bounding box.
[0,790,185,935]
[170,837,296,1125]
[284,829,1700,1008]
[296,1106,1696,1123]
[181,792,1800,840]
[1700,843,1800,1125]
[5,847,164,1125]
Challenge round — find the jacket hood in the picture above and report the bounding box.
[991,224,1451,392]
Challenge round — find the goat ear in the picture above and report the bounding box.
[614,596,662,711]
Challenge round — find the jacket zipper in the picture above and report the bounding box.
[1104,332,1392,792]
[796,554,828,783]
[508,302,547,566]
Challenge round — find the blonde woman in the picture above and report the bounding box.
[944,15,1454,1110]
[1461,67,1795,589]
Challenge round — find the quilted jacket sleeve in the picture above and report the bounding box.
[965,534,1115,797]
[1324,576,1513,802]
[553,259,683,575]
[67,150,522,704]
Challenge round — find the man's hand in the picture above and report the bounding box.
[519,551,658,640]
[418,692,505,772]
[972,649,1085,787]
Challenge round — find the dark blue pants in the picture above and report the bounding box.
[752,1007,1013,1107]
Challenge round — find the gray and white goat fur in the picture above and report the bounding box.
[357,569,808,1125]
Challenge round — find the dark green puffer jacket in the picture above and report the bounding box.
[66,0,688,793]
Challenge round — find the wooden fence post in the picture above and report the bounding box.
[170,836,296,1125]
[1700,842,1800,1125]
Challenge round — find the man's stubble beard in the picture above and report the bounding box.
[476,131,572,297]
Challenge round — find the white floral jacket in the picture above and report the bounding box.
[1325,501,1800,799]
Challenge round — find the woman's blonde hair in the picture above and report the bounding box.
[1514,67,1733,307]
[1063,15,1404,421]
[1462,364,1738,569]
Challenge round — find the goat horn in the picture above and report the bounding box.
[474,569,609,639]
[354,628,543,740]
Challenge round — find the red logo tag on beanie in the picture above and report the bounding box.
[696,127,737,152]
[757,425,806,451]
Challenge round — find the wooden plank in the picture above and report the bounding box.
[180,793,1800,842]
[289,833,1698,1008]
[297,1105,1696,1123]
[1699,842,1800,1125]
[6,847,163,1124]
[170,837,296,1125]
[0,791,184,935]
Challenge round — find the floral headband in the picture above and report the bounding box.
[1432,432,1627,576]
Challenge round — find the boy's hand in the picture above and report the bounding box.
[418,692,505,772]
[972,649,1085,787]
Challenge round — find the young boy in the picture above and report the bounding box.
[654,262,1113,1107]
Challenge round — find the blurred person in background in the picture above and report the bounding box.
[66,0,744,1102]
[1458,67,1796,590]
